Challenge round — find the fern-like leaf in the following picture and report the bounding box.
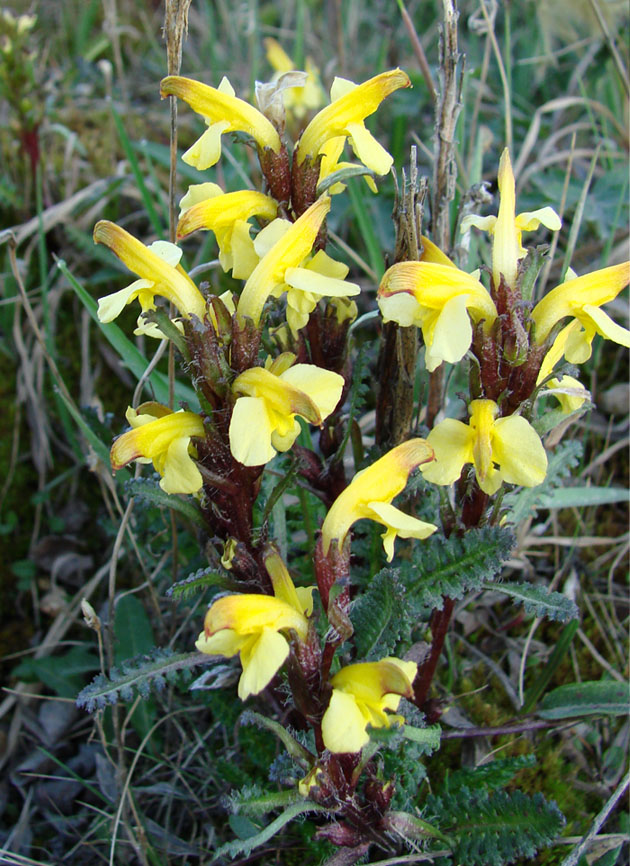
[443,755,536,794]
[400,526,516,611]
[76,649,207,713]
[166,565,236,599]
[426,787,565,866]
[125,477,206,528]
[351,569,408,658]
[486,581,579,622]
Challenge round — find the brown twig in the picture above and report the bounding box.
[427,0,463,429]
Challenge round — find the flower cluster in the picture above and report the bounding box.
[379,148,629,496]
[92,43,629,853]
[96,59,426,765]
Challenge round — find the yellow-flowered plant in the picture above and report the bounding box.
[531,262,630,360]
[296,69,410,176]
[160,75,281,170]
[378,260,497,371]
[536,321,589,413]
[229,353,344,466]
[177,183,278,279]
[421,399,548,495]
[110,403,205,495]
[196,549,314,700]
[321,658,418,753]
[321,439,437,561]
[94,221,206,323]
[462,148,561,289]
[236,196,359,327]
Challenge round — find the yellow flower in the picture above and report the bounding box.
[94,221,206,322]
[110,403,205,495]
[421,399,547,495]
[196,550,313,701]
[461,148,561,288]
[531,262,630,360]
[264,37,325,118]
[536,322,589,413]
[317,135,378,195]
[377,261,497,371]
[321,439,436,562]
[296,69,410,175]
[177,183,278,279]
[321,658,417,754]
[160,75,282,170]
[237,196,359,326]
[229,353,344,466]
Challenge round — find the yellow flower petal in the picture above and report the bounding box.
[160,75,281,164]
[421,419,473,485]
[279,364,345,419]
[195,627,247,657]
[321,439,435,555]
[492,148,519,288]
[94,221,206,320]
[238,627,290,699]
[424,293,473,371]
[237,197,331,326]
[583,303,630,347]
[492,415,547,488]
[229,396,276,466]
[110,408,205,494]
[203,594,308,640]
[366,502,437,562]
[296,69,410,167]
[322,689,371,753]
[345,120,393,175]
[322,658,417,753]
[531,262,630,345]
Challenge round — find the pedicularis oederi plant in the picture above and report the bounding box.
[77,31,630,866]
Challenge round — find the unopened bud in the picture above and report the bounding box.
[81,599,101,630]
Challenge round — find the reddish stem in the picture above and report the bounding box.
[413,597,454,709]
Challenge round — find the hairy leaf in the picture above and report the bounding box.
[214,800,329,860]
[443,755,536,794]
[485,581,579,622]
[350,568,408,658]
[76,649,207,713]
[426,787,565,866]
[166,565,236,599]
[126,477,206,528]
[400,526,516,611]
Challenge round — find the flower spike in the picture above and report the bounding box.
[321,439,436,561]
[160,75,282,170]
